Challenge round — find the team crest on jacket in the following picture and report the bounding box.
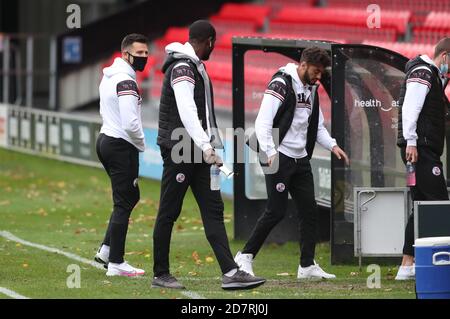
[133,178,139,187]
[176,173,185,183]
[432,166,441,176]
[276,183,285,192]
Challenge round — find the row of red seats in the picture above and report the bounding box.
[209,3,271,30]
[326,0,450,13]
[362,41,435,59]
[423,11,450,29]
[412,11,450,44]
[270,7,411,35]
[269,23,397,42]
[412,28,450,44]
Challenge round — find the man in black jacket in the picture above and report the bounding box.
[236,47,349,279]
[396,37,450,280]
[152,20,265,290]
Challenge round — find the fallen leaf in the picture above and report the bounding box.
[192,251,200,262]
[22,263,29,268]
[205,257,214,263]
[276,272,290,276]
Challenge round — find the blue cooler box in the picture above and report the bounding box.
[414,237,450,299]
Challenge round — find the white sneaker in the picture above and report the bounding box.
[395,264,415,280]
[234,251,255,276]
[297,261,336,280]
[106,261,145,277]
[94,245,109,268]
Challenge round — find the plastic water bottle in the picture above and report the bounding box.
[406,161,416,186]
[210,165,221,191]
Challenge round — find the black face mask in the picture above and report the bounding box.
[127,52,147,72]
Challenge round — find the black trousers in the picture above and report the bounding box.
[243,152,317,267]
[96,133,140,264]
[153,146,237,277]
[400,146,448,256]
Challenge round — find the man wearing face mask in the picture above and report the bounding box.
[396,37,450,281]
[152,20,266,290]
[94,34,148,277]
[236,47,349,279]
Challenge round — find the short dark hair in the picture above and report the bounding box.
[434,37,450,58]
[300,47,331,68]
[189,20,216,42]
[121,33,148,51]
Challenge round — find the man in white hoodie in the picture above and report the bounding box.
[152,20,266,290]
[94,34,148,277]
[235,47,349,280]
[395,37,450,280]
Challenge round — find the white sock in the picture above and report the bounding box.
[224,268,238,277]
[100,244,110,255]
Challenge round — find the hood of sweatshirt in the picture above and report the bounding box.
[162,42,200,73]
[405,54,439,74]
[279,62,314,90]
[103,57,136,80]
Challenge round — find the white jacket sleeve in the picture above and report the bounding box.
[255,78,286,158]
[316,106,337,151]
[171,63,212,152]
[116,79,145,151]
[402,66,432,146]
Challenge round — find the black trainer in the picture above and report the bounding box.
[151,274,185,289]
[221,270,266,290]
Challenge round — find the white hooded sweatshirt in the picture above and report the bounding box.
[164,42,214,152]
[255,62,336,159]
[99,57,145,152]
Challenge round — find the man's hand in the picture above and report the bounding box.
[215,154,223,167]
[406,146,418,163]
[268,153,277,167]
[332,145,350,165]
[203,148,223,166]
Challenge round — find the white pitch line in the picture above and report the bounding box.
[0,230,206,299]
[180,291,206,299]
[0,287,30,299]
[0,231,104,270]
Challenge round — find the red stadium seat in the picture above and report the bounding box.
[270,7,410,35]
[212,3,272,29]
[413,11,450,44]
[362,41,434,59]
[326,0,450,13]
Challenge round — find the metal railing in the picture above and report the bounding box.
[0,33,57,109]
